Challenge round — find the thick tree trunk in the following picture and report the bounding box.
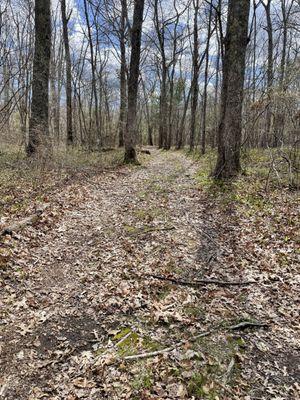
[213,0,250,179]
[124,0,145,163]
[61,0,73,145]
[27,0,51,156]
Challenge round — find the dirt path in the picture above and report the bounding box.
[0,150,299,399]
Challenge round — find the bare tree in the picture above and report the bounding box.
[119,0,128,147]
[201,1,214,155]
[213,0,251,179]
[261,0,273,147]
[124,0,145,163]
[83,0,101,148]
[27,0,51,156]
[189,0,200,152]
[61,0,73,145]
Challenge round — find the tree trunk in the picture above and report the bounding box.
[141,78,154,146]
[213,23,221,148]
[118,0,127,147]
[273,0,292,147]
[154,0,168,149]
[27,0,51,156]
[201,1,213,155]
[158,66,168,149]
[61,0,73,145]
[213,0,250,179]
[263,0,273,147]
[177,86,191,150]
[124,0,145,163]
[83,0,101,149]
[189,0,199,152]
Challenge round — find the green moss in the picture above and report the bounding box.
[133,207,164,221]
[156,285,172,301]
[112,328,162,357]
[142,335,161,352]
[187,372,218,399]
[115,329,140,356]
[113,327,132,341]
[132,371,154,390]
[123,225,138,234]
[184,305,203,318]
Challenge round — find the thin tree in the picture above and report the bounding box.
[83,0,101,148]
[61,0,73,145]
[189,0,200,152]
[261,0,273,147]
[124,0,145,163]
[27,0,51,155]
[213,0,251,179]
[119,0,127,147]
[153,0,168,149]
[201,1,214,155]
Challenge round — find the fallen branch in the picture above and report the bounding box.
[146,273,257,287]
[124,330,212,361]
[1,208,45,236]
[229,321,268,331]
[222,357,235,385]
[123,319,268,362]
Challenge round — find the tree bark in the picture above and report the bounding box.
[201,1,213,155]
[189,0,199,152]
[27,0,51,156]
[83,0,101,149]
[262,0,273,147]
[154,0,168,149]
[124,0,145,163]
[61,0,73,145]
[213,0,250,179]
[118,0,127,147]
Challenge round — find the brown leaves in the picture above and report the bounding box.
[0,150,298,399]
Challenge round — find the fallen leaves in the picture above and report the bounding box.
[0,150,298,399]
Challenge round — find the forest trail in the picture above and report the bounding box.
[0,150,299,399]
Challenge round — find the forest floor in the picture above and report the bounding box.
[0,148,299,400]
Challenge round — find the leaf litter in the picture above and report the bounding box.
[0,149,299,399]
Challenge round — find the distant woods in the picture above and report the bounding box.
[0,0,299,176]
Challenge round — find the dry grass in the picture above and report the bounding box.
[0,143,124,220]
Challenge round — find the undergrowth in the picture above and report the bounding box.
[185,147,299,214]
[0,144,123,219]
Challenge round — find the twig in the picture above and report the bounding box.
[197,222,258,264]
[214,379,235,395]
[146,273,257,287]
[229,321,268,331]
[115,332,132,347]
[222,357,235,384]
[123,319,268,362]
[1,208,46,236]
[124,330,212,361]
[124,346,176,360]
